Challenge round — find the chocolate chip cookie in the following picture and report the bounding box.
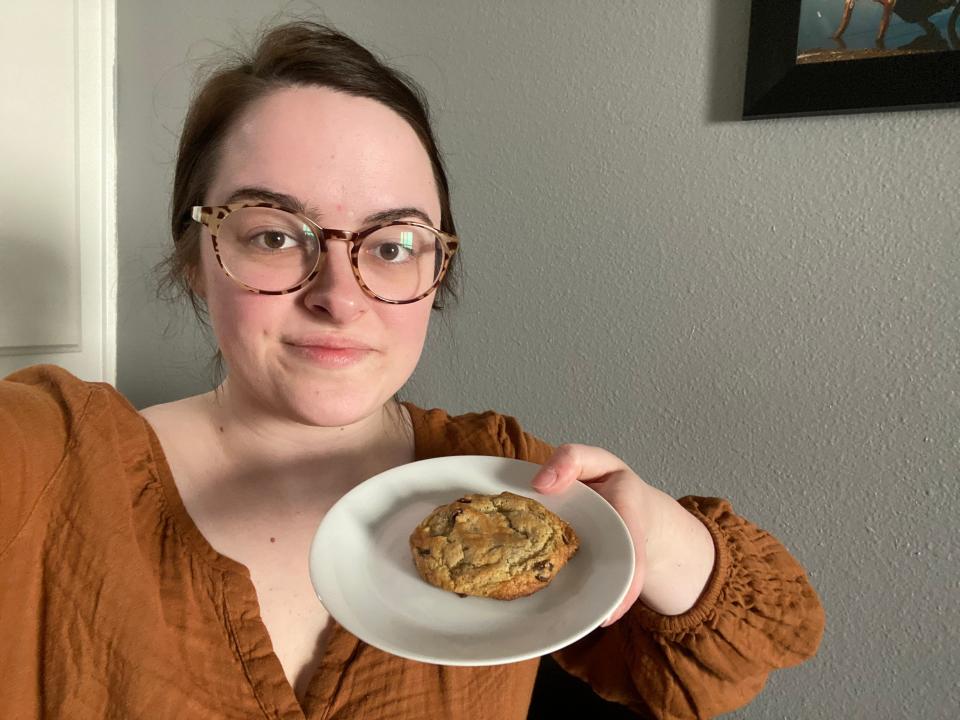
[409,491,580,600]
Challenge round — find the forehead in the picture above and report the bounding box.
[209,86,440,221]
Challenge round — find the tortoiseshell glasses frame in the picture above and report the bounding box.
[189,202,460,305]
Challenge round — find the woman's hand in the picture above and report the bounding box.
[531,444,716,624]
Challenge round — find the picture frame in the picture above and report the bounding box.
[742,0,960,119]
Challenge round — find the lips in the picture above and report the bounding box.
[283,335,376,368]
[286,335,375,351]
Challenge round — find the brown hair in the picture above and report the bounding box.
[160,21,459,321]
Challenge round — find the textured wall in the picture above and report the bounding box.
[117,1,960,717]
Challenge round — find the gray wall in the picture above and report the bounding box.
[117,1,959,718]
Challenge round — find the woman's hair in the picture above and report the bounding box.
[160,21,459,321]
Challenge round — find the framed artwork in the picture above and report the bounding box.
[743,0,960,118]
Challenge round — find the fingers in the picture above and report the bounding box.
[531,443,628,494]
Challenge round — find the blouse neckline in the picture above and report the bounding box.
[135,402,432,717]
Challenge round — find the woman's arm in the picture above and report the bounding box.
[532,444,718,622]
[553,494,825,720]
[635,482,716,617]
[532,443,825,720]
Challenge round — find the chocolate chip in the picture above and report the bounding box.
[532,559,554,582]
[456,593,468,598]
[457,497,472,503]
[450,509,463,520]
[417,548,431,557]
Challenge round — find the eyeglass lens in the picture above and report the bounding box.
[216,207,444,300]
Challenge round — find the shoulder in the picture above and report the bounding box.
[0,364,130,446]
[0,365,139,547]
[403,403,555,464]
[138,394,214,472]
[139,393,207,430]
[2,363,110,413]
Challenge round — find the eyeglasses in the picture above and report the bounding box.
[190,202,459,304]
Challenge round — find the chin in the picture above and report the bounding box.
[279,385,394,428]
[228,349,404,427]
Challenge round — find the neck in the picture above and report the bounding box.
[196,377,414,501]
[217,378,405,455]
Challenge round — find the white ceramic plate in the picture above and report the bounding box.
[308,455,634,666]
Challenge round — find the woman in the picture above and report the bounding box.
[0,21,824,720]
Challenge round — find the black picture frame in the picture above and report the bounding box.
[743,0,960,119]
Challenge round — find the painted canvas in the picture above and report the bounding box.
[797,0,960,64]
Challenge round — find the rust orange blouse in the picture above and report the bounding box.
[0,365,824,719]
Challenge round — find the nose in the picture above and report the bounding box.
[301,241,367,323]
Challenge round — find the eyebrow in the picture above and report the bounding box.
[222,186,436,227]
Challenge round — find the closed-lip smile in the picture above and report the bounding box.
[283,335,377,368]
[285,335,375,351]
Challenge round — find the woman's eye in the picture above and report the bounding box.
[250,231,299,250]
[370,240,414,263]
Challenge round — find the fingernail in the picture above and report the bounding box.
[533,468,557,491]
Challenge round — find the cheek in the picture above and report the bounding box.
[381,301,433,358]
[209,291,258,340]
[200,258,279,351]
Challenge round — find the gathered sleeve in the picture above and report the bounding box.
[0,365,91,552]
[552,496,825,720]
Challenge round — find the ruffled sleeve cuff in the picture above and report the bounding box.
[629,497,733,636]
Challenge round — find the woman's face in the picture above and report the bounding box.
[198,86,441,427]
